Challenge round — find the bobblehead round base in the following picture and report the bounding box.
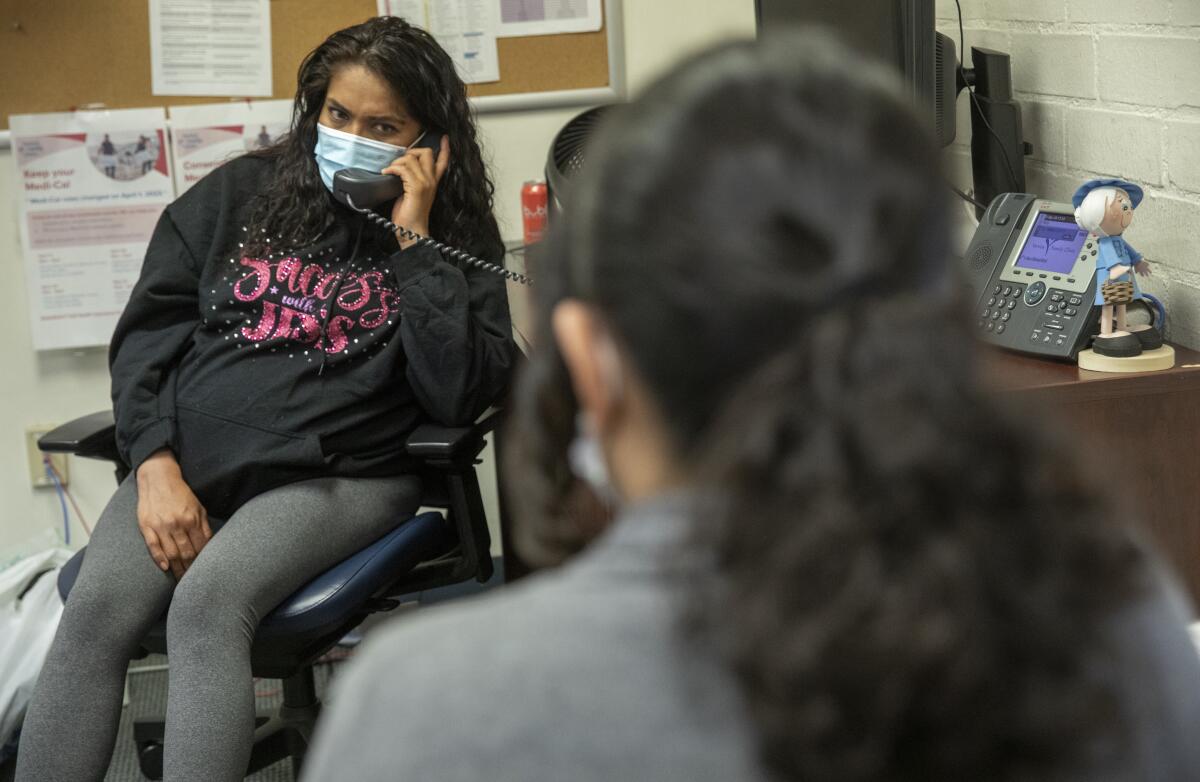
[1077,344,1175,373]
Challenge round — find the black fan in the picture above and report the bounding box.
[545,105,610,221]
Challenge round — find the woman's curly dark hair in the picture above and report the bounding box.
[507,32,1144,782]
[243,16,500,256]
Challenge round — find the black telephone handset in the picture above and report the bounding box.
[331,167,407,209]
[332,132,443,208]
[331,132,532,285]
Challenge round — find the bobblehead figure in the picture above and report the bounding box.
[1072,178,1172,372]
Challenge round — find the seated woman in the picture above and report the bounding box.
[301,32,1200,782]
[16,17,514,782]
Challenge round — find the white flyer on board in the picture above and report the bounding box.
[149,0,273,96]
[168,100,292,193]
[11,109,175,351]
[377,0,425,24]
[429,0,500,83]
[378,0,500,84]
[497,0,602,37]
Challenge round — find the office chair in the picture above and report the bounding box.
[39,409,500,780]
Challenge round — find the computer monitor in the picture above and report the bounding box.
[755,0,957,146]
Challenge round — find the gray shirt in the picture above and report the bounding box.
[302,495,1200,781]
[302,493,765,781]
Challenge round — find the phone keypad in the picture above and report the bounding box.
[978,285,1025,333]
[979,282,1080,353]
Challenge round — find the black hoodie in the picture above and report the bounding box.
[109,155,515,518]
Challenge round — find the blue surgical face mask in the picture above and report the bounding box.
[313,123,422,192]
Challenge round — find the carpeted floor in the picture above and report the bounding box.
[105,653,346,782]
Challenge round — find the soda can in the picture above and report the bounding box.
[521,180,548,245]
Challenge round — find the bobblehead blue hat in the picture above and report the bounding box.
[1072,178,1144,210]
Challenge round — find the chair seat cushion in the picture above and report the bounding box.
[258,510,453,637]
[57,511,455,641]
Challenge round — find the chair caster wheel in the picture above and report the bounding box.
[137,739,164,780]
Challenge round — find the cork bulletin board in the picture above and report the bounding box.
[0,0,617,130]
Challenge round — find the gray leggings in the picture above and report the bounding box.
[16,473,421,782]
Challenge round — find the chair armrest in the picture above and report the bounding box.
[405,408,506,586]
[405,424,477,459]
[405,408,503,460]
[38,410,122,463]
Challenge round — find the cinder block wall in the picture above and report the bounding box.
[937,0,1200,347]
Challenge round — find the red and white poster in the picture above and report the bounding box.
[168,100,292,194]
[11,108,175,351]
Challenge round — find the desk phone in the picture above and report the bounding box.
[961,193,1101,360]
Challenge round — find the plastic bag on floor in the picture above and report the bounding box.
[0,548,70,760]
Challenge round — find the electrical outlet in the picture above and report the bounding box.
[26,426,69,489]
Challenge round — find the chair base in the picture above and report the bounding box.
[131,667,320,780]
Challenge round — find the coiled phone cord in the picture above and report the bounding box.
[345,195,534,286]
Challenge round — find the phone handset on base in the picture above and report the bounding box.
[329,133,532,285]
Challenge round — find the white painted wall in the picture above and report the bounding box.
[0,0,759,561]
[937,0,1200,347]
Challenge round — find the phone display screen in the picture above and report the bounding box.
[1013,212,1089,274]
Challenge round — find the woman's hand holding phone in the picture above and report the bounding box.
[383,134,451,250]
[136,449,212,579]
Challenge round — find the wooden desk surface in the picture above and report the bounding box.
[984,343,1200,403]
[984,343,1200,607]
